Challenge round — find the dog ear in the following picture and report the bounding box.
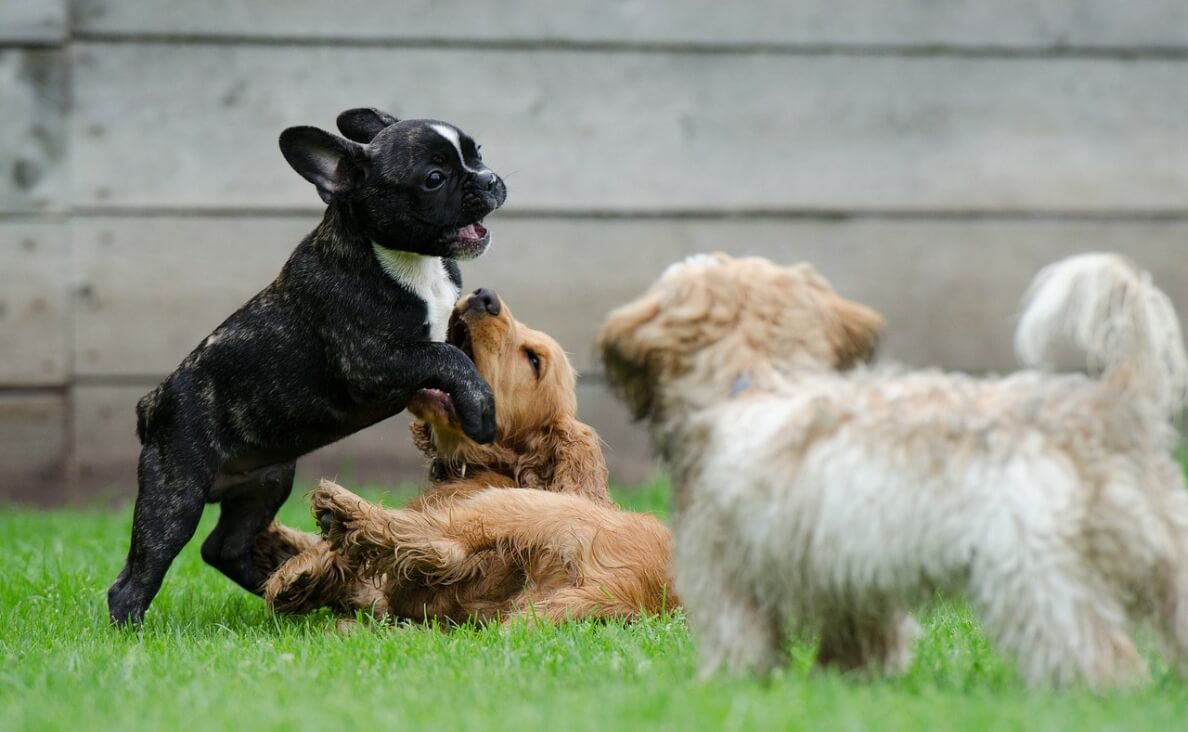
[829,295,884,369]
[548,420,611,503]
[598,295,664,420]
[336,107,400,143]
[279,126,368,203]
[515,419,611,504]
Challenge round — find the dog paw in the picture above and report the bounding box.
[308,480,363,542]
[456,383,496,444]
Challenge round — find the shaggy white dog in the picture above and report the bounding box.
[598,252,1188,689]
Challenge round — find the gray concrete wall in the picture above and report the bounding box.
[1,2,1185,503]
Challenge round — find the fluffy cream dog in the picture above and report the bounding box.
[597,252,1188,689]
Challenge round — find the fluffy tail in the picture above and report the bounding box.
[1015,252,1188,418]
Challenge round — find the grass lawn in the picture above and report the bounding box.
[4,476,1188,732]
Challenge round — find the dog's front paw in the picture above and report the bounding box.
[309,480,365,545]
[456,382,496,444]
[318,510,334,537]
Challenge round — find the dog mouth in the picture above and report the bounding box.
[447,316,474,360]
[408,387,459,427]
[449,221,490,261]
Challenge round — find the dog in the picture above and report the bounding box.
[598,252,1188,689]
[258,291,674,624]
[106,107,507,625]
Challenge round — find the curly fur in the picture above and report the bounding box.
[407,294,612,506]
[1015,251,1188,419]
[261,291,672,624]
[307,480,673,624]
[598,251,1188,689]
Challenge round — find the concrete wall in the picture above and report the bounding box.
[1,2,1185,503]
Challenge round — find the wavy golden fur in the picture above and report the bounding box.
[257,290,673,624]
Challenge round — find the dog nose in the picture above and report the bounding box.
[469,288,501,316]
[474,170,497,191]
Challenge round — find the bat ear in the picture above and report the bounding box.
[279,126,368,203]
[336,107,400,143]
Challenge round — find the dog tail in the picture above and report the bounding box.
[135,385,165,443]
[1015,252,1188,418]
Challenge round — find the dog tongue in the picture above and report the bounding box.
[458,224,478,239]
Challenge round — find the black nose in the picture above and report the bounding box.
[469,288,501,316]
[474,170,497,191]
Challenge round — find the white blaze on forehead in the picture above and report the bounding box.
[428,123,484,174]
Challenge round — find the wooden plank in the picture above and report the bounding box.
[0,49,66,212]
[0,392,67,504]
[71,44,1188,214]
[0,0,66,43]
[71,216,313,377]
[0,222,67,384]
[577,381,657,487]
[73,215,1188,378]
[69,381,654,500]
[71,1,1188,49]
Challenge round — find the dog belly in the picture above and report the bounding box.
[209,462,293,501]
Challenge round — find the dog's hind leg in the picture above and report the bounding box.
[201,461,295,594]
[263,542,360,614]
[972,562,1147,689]
[1143,466,1188,674]
[817,611,920,677]
[251,521,320,579]
[107,443,211,625]
[311,481,474,584]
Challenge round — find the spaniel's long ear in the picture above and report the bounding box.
[550,420,611,503]
[516,419,611,504]
[829,295,884,369]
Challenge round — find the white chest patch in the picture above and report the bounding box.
[372,245,460,342]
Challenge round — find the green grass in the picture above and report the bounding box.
[3,476,1188,732]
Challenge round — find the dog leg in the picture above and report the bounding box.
[107,443,211,625]
[679,560,783,678]
[311,481,473,584]
[201,461,295,594]
[817,611,920,677]
[973,566,1147,689]
[263,541,359,614]
[1147,470,1188,674]
[499,587,636,625]
[695,590,783,678]
[251,521,321,579]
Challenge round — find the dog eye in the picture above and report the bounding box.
[424,171,446,189]
[525,348,541,376]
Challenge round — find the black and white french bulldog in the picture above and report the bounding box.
[107,107,507,625]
